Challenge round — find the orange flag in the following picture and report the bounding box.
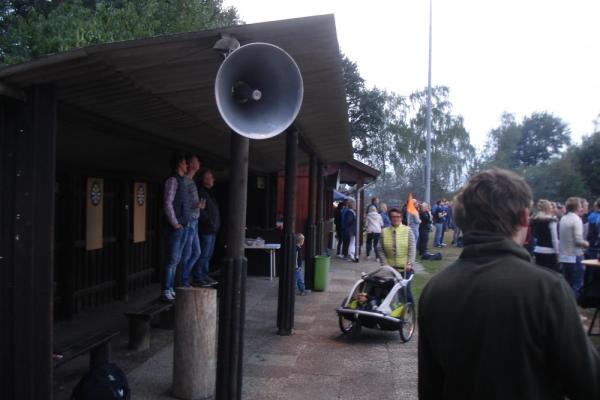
[407,193,418,216]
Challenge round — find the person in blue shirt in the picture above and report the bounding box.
[380,202,391,227]
[431,200,447,247]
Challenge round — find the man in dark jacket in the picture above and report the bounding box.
[193,169,220,286]
[418,168,600,400]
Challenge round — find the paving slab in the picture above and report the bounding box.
[127,254,420,399]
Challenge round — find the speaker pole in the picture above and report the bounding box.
[216,132,249,400]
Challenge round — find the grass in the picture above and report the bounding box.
[412,231,461,305]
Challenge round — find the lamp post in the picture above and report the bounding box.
[425,0,433,204]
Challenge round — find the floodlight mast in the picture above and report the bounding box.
[425,0,433,204]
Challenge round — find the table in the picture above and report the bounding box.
[582,259,600,268]
[582,259,600,336]
[244,243,281,280]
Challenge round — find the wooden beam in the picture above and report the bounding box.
[5,85,56,399]
[277,128,298,335]
[0,81,26,102]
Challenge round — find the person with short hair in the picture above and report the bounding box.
[342,199,357,261]
[379,203,391,228]
[586,198,600,259]
[295,233,307,296]
[417,202,433,256]
[193,169,220,286]
[559,197,589,299]
[179,154,206,287]
[431,200,447,247]
[334,201,346,257]
[418,169,600,400]
[161,152,189,302]
[377,207,416,303]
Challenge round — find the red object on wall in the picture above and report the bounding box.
[277,165,310,233]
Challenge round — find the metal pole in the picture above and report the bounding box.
[425,0,433,204]
[216,132,249,400]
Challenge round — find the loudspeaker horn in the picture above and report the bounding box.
[215,42,304,140]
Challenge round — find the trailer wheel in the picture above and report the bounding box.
[399,303,416,342]
[338,315,354,334]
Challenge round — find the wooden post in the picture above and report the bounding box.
[118,180,131,301]
[316,161,325,255]
[64,174,78,318]
[173,288,217,400]
[0,85,56,399]
[277,128,298,335]
[305,154,318,290]
[216,133,249,400]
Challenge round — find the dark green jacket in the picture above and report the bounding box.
[418,231,600,400]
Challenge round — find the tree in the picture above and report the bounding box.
[516,112,571,166]
[0,0,241,66]
[576,131,600,198]
[407,86,475,200]
[522,150,587,201]
[479,113,522,169]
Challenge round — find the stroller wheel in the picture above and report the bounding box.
[399,303,416,342]
[339,315,354,335]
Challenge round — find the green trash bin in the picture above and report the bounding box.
[313,255,330,291]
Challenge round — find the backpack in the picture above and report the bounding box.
[71,362,130,400]
[422,252,442,260]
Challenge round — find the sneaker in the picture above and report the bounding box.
[191,279,210,287]
[297,291,307,296]
[170,289,176,298]
[205,276,218,285]
[337,254,344,259]
[161,292,175,303]
[441,243,447,247]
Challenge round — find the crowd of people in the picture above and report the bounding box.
[529,196,600,303]
[334,195,462,263]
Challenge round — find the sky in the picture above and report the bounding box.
[223,0,600,149]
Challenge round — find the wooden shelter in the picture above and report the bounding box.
[0,15,352,399]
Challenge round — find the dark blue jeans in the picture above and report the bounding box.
[366,233,381,258]
[562,256,584,300]
[163,227,186,294]
[181,219,201,287]
[295,268,305,292]
[194,233,216,283]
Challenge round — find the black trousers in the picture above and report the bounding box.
[417,228,430,255]
[534,252,560,273]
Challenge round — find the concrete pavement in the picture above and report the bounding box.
[128,255,421,399]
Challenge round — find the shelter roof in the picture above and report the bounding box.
[0,14,352,174]
[325,158,380,187]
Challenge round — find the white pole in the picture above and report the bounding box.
[425,0,433,204]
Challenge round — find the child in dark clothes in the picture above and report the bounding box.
[296,233,307,295]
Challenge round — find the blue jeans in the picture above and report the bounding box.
[194,233,216,283]
[295,268,305,292]
[562,256,584,300]
[180,219,202,287]
[434,222,444,246]
[163,227,186,293]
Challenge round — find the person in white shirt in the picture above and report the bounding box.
[365,205,384,260]
[559,197,589,300]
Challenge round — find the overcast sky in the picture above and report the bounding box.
[224,0,600,149]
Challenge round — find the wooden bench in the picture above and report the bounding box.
[53,330,120,370]
[124,301,174,351]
